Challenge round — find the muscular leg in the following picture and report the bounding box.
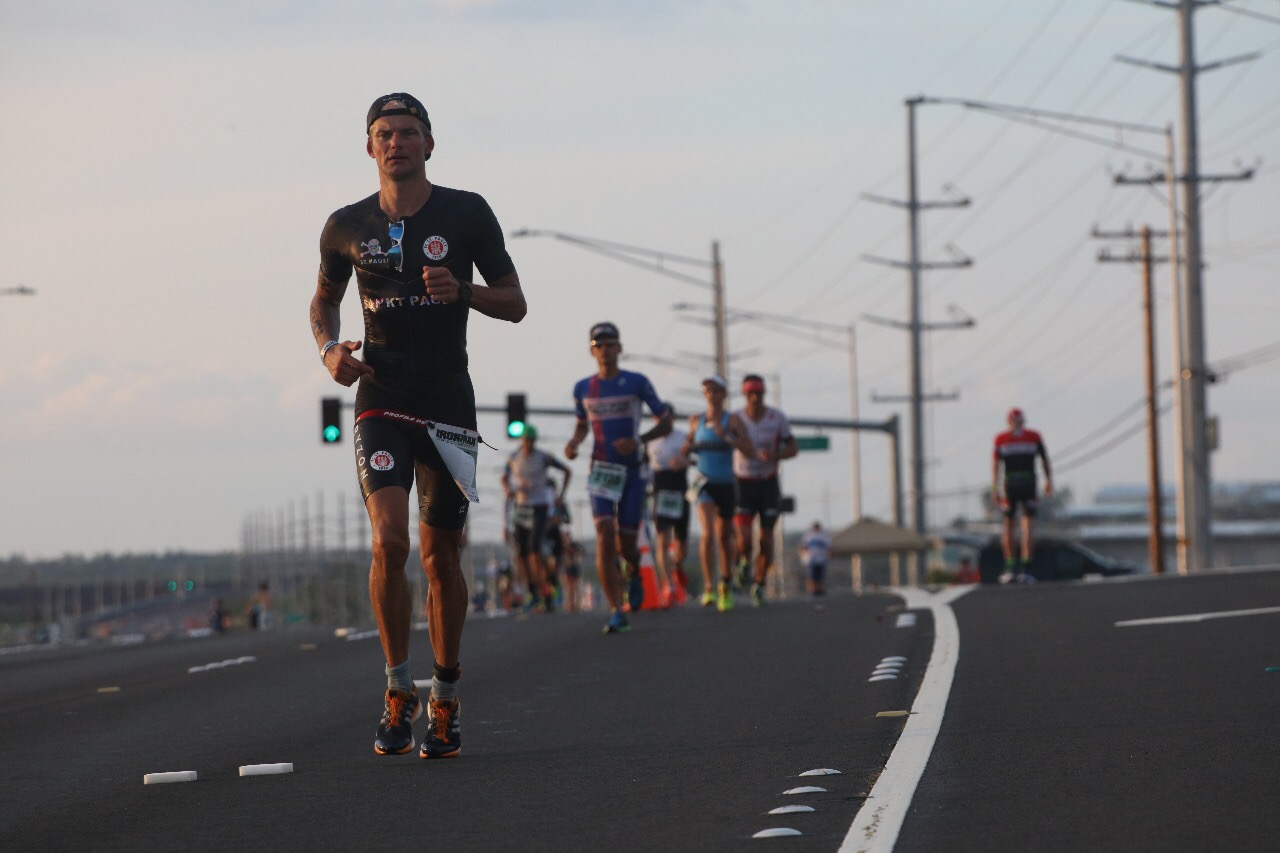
[1000,514,1016,565]
[754,523,776,585]
[619,529,641,577]
[367,487,413,669]
[595,517,623,609]
[1020,514,1035,565]
[696,501,718,590]
[419,522,466,670]
[717,515,736,582]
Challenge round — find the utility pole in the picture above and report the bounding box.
[1096,225,1169,575]
[863,96,973,537]
[1116,0,1258,571]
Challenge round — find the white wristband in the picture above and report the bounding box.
[320,340,340,362]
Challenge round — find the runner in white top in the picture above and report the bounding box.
[799,521,833,597]
[731,374,798,606]
[646,411,690,602]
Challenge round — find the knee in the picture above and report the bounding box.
[371,529,411,571]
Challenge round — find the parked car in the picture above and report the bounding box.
[976,536,1139,583]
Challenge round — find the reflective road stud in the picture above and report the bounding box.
[143,771,197,785]
[753,828,803,838]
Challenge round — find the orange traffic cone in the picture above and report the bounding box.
[637,545,670,611]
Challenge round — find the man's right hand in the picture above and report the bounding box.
[564,441,579,460]
[324,340,375,387]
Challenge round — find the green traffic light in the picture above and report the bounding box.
[166,580,178,592]
[507,421,526,439]
[323,424,341,443]
[184,580,195,591]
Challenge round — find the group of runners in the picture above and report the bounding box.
[494,321,807,634]
[309,90,1052,763]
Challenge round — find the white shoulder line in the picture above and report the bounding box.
[1116,605,1280,627]
[839,585,972,853]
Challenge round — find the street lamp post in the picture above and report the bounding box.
[510,229,728,380]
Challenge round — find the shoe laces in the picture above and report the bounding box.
[384,691,413,726]
[430,699,456,740]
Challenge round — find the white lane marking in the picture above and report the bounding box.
[868,674,898,682]
[143,771,197,785]
[1115,606,1280,627]
[753,828,803,838]
[799,768,842,776]
[769,805,815,815]
[239,763,294,777]
[783,786,827,795]
[840,585,972,853]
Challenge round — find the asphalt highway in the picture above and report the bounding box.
[2,568,1276,852]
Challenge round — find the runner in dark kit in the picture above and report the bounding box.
[992,407,1053,584]
[310,93,526,759]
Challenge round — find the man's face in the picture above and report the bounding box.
[745,389,765,407]
[591,339,621,368]
[367,115,433,179]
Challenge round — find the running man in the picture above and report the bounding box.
[565,322,673,634]
[501,425,571,612]
[732,374,798,606]
[646,405,690,603]
[310,93,526,759]
[992,407,1053,583]
[682,375,752,611]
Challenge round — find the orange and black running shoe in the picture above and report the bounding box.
[419,697,462,759]
[374,686,422,755]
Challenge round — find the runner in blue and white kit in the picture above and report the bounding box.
[681,375,752,611]
[565,322,673,634]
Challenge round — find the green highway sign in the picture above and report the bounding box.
[794,435,830,452]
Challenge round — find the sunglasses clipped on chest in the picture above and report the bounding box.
[387,219,404,273]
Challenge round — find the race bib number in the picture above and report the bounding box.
[512,505,535,528]
[655,489,685,519]
[587,461,628,502]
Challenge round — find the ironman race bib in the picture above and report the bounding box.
[655,490,685,519]
[587,461,628,502]
[425,421,481,503]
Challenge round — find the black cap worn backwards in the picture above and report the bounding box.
[367,93,432,133]
[590,322,620,343]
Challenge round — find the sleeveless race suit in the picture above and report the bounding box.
[994,428,1047,517]
[318,186,515,528]
[692,413,736,519]
[732,406,793,529]
[571,370,670,533]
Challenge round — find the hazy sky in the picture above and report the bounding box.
[2,1,1277,558]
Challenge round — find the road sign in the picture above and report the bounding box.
[794,435,830,451]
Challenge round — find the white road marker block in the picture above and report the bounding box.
[144,771,197,785]
[753,828,803,838]
[239,763,294,777]
[783,786,827,795]
[799,768,842,776]
[769,805,816,814]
